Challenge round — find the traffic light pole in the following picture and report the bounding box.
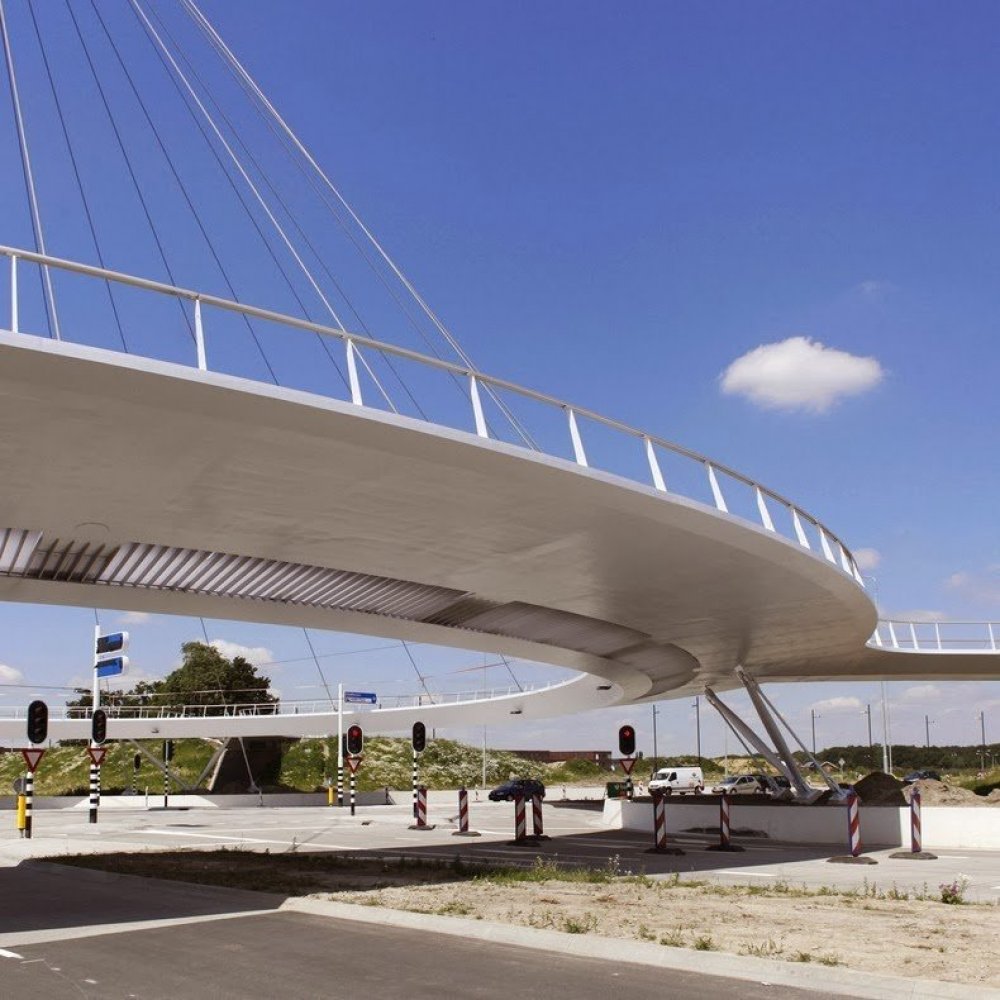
[336,683,344,807]
[90,625,101,824]
[412,746,419,818]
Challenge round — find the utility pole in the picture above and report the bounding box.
[651,704,659,767]
[980,711,987,773]
[693,695,702,763]
[880,682,891,774]
[810,709,819,756]
[924,715,933,749]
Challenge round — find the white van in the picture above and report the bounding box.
[648,766,704,795]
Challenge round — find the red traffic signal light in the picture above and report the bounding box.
[412,721,426,753]
[26,700,48,745]
[347,724,363,756]
[91,709,107,746]
[618,724,636,757]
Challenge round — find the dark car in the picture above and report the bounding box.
[903,770,941,783]
[488,778,546,801]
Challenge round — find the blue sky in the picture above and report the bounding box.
[0,2,997,757]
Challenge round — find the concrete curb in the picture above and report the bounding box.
[281,896,998,1000]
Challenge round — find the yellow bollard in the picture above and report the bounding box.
[327,785,334,807]
[16,794,26,835]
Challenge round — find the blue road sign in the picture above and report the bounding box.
[344,691,377,704]
[95,657,127,678]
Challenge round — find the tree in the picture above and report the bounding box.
[67,642,277,714]
[157,642,277,710]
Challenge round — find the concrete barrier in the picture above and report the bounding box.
[604,798,1000,850]
[0,790,392,810]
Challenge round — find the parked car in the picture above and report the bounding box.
[903,770,941,784]
[488,778,546,801]
[711,774,764,795]
[648,766,704,795]
[757,775,793,798]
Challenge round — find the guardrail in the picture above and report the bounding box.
[0,244,863,586]
[869,620,1000,652]
[0,684,540,721]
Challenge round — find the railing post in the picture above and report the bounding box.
[754,487,775,532]
[194,298,207,371]
[909,623,919,650]
[935,623,942,650]
[567,407,588,467]
[791,508,811,549]
[888,621,899,649]
[10,254,17,333]
[818,528,836,563]
[469,374,488,438]
[989,623,996,652]
[644,436,666,492]
[346,339,363,405]
[706,463,728,513]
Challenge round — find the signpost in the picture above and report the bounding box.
[346,754,362,816]
[90,629,128,820]
[344,691,377,704]
[412,722,426,818]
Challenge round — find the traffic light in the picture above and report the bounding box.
[618,724,636,757]
[91,708,107,746]
[26,700,48,745]
[412,721,426,753]
[347,724,363,756]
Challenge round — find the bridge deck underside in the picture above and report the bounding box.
[0,333,993,742]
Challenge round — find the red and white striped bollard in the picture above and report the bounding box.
[707,792,745,852]
[645,791,684,855]
[408,784,435,830]
[509,794,527,844]
[531,794,548,839]
[847,790,862,857]
[453,786,481,837]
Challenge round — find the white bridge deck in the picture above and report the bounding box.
[0,247,995,742]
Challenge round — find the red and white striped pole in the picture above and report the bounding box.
[408,784,435,830]
[910,786,922,853]
[707,793,746,852]
[645,790,684,855]
[453,786,481,837]
[847,790,862,857]
[511,794,527,843]
[531,794,548,839]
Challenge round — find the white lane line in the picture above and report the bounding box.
[934,855,969,860]
[143,829,352,850]
[0,949,24,959]
[715,871,777,877]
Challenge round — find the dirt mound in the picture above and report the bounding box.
[852,771,905,805]
[904,778,993,807]
[987,789,1000,803]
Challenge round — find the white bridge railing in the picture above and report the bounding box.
[0,684,538,721]
[870,620,1000,652]
[1,244,863,586]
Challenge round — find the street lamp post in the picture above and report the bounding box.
[924,715,933,749]
[652,704,659,768]
[810,709,820,756]
[693,696,702,763]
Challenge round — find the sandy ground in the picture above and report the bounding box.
[322,876,999,988]
[54,851,1000,990]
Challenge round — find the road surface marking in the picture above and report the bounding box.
[715,871,776,877]
[144,829,351,849]
[0,949,24,959]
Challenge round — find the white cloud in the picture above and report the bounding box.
[0,663,24,684]
[902,684,943,703]
[117,611,152,626]
[810,696,862,713]
[945,567,1000,606]
[856,279,895,299]
[720,336,884,413]
[891,609,949,623]
[853,548,881,571]
[210,639,274,665]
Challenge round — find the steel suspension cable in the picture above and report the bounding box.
[400,639,435,704]
[0,0,59,339]
[181,0,537,448]
[84,0,281,382]
[302,628,337,710]
[61,0,194,344]
[129,0,346,331]
[27,2,128,351]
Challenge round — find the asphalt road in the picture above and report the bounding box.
[2,909,841,1000]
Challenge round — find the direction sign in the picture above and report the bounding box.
[346,755,363,774]
[618,757,636,776]
[344,691,377,704]
[21,748,45,771]
[87,747,108,767]
[95,657,128,678]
